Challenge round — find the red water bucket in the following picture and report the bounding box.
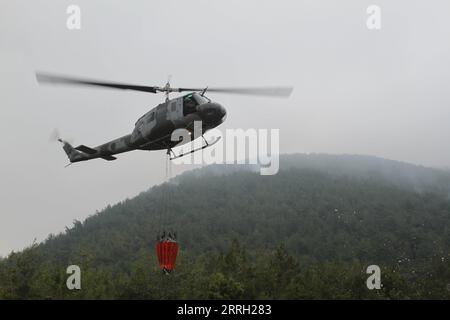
[156,240,179,274]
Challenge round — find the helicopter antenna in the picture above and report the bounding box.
[164,75,172,102]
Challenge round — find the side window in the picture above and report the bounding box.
[183,94,198,116]
[147,112,155,123]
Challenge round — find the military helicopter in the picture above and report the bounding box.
[36,72,293,164]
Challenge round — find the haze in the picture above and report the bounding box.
[1,0,450,256]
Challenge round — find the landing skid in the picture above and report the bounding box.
[168,135,221,160]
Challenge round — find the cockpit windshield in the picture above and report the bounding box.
[183,92,210,116]
[193,92,210,105]
[183,94,198,115]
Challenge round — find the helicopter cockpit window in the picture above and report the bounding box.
[183,94,198,115]
[193,93,210,105]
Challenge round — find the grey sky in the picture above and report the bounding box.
[1,0,450,256]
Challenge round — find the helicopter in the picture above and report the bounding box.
[36,72,293,164]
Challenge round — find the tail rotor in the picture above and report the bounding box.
[49,129,80,165]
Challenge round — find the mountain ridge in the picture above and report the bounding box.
[1,153,449,299]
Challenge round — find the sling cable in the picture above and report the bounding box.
[155,151,179,274]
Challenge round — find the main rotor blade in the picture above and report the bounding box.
[36,72,159,93]
[179,86,293,98]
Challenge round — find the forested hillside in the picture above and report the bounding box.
[1,154,450,299]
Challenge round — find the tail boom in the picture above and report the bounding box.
[59,134,134,163]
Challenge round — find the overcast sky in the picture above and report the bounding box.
[1,0,450,256]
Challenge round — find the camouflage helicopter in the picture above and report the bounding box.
[36,72,293,164]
